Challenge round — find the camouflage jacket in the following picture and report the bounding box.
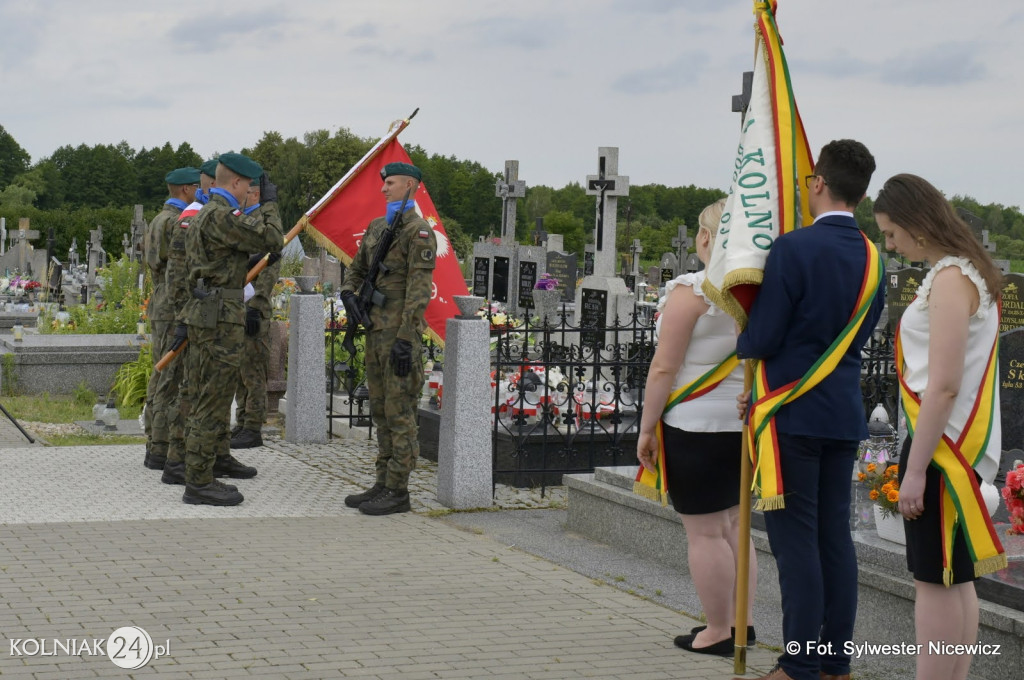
[182,193,282,327]
[246,202,284,319]
[144,203,182,322]
[341,208,436,343]
[168,201,200,318]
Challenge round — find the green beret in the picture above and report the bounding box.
[380,162,422,181]
[250,177,260,187]
[165,167,200,185]
[217,152,263,180]
[200,159,219,177]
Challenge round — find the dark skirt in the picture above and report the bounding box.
[662,425,743,515]
[897,437,979,585]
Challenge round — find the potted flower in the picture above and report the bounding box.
[1001,459,1024,535]
[859,463,905,544]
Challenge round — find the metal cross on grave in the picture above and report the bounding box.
[629,238,643,276]
[495,160,526,245]
[585,147,629,278]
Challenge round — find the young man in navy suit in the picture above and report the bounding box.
[735,139,884,680]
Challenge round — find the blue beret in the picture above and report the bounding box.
[381,162,422,181]
[217,153,262,180]
[200,159,219,177]
[165,167,200,185]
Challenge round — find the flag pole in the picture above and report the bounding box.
[733,360,754,673]
[155,109,420,372]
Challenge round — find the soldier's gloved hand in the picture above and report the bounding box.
[259,173,278,203]
[245,307,261,337]
[340,290,365,325]
[389,338,413,377]
[267,252,281,266]
[169,323,188,352]
[247,253,265,270]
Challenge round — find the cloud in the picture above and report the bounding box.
[353,45,435,63]
[460,16,564,50]
[167,8,295,51]
[345,22,378,39]
[881,42,987,87]
[611,0,721,13]
[0,5,47,69]
[612,52,709,94]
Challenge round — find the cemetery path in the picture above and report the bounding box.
[0,439,780,679]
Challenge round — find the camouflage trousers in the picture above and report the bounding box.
[365,327,425,490]
[184,322,244,485]
[164,341,189,464]
[233,318,270,431]
[144,318,174,454]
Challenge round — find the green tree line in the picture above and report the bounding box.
[2,123,1023,272]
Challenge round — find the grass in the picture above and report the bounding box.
[2,393,142,424]
[44,434,146,446]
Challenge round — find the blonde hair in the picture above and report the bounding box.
[697,198,728,246]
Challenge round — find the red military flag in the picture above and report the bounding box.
[297,117,466,343]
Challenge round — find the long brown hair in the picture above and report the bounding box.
[874,173,1003,301]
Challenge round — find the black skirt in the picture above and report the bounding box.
[898,437,979,585]
[662,425,743,515]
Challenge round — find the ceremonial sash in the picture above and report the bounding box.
[748,233,882,510]
[895,305,1006,585]
[634,352,740,505]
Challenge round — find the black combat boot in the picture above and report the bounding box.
[143,444,167,470]
[358,487,411,515]
[344,483,385,508]
[230,424,244,439]
[183,480,244,506]
[229,428,263,449]
[213,453,258,479]
[161,460,185,485]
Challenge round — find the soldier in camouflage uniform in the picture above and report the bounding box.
[177,153,282,506]
[161,160,263,486]
[230,180,283,450]
[142,167,199,471]
[341,162,437,515]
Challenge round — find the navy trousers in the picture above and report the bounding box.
[763,434,859,680]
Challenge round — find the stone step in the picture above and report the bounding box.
[565,467,1024,680]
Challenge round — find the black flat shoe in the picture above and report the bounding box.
[689,624,757,645]
[673,633,734,656]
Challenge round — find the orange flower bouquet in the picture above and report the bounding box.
[859,463,901,518]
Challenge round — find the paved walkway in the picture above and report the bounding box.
[0,416,779,679]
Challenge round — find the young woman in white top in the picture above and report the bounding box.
[874,174,1004,680]
[637,198,756,656]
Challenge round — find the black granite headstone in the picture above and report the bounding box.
[1000,328,1024,452]
[518,260,537,309]
[473,257,489,298]
[660,268,674,284]
[584,250,595,276]
[887,267,926,327]
[623,274,636,293]
[493,256,510,303]
[546,251,578,303]
[1001,274,1024,333]
[579,288,607,349]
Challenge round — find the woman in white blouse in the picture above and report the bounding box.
[875,174,1004,680]
[637,198,756,656]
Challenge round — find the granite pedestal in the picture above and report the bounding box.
[285,293,327,444]
[0,334,145,395]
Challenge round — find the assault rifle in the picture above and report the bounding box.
[342,189,413,355]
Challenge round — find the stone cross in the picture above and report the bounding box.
[672,222,692,268]
[130,204,146,262]
[12,218,40,273]
[732,70,754,115]
[585,147,629,278]
[629,238,643,276]
[495,160,526,245]
[0,217,6,256]
[69,237,79,268]
[87,226,105,286]
[121,232,131,258]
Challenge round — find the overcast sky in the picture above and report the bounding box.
[1,0,1021,208]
